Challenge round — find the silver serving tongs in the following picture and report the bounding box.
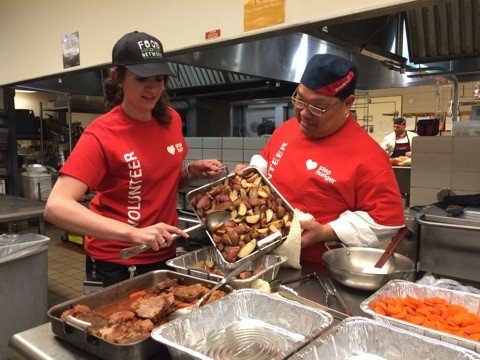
[323,278,349,315]
[170,260,252,320]
[119,210,230,259]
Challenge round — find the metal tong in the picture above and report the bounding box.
[323,278,349,315]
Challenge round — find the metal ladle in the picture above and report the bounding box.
[119,210,231,260]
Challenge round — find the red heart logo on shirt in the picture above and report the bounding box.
[306,159,318,171]
[167,145,176,155]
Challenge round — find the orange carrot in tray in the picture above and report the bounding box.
[370,295,480,343]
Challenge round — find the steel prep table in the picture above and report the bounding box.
[0,194,45,234]
[9,263,370,360]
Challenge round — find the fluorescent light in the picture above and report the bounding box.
[15,89,37,93]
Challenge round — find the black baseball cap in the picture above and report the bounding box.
[394,117,406,125]
[300,54,357,99]
[112,31,175,77]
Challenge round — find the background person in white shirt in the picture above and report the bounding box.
[381,117,418,158]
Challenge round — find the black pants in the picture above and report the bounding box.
[86,255,170,288]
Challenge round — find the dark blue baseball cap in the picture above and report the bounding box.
[394,117,406,125]
[300,54,357,99]
[112,31,175,77]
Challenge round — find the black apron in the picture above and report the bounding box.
[391,133,410,157]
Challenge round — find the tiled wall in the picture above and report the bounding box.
[410,136,480,206]
[184,136,270,172]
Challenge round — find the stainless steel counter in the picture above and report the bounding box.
[9,263,374,360]
[0,194,45,234]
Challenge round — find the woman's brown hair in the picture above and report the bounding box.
[103,66,172,126]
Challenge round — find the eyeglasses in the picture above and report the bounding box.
[291,88,344,117]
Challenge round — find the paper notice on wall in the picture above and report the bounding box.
[244,0,285,32]
[62,31,80,69]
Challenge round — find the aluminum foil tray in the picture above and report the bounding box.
[186,166,294,270]
[166,246,287,289]
[361,280,480,353]
[47,270,232,360]
[151,289,333,360]
[290,317,480,359]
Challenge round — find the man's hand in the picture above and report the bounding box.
[190,159,223,179]
[300,221,338,248]
[234,163,248,175]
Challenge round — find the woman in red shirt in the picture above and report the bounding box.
[45,31,222,286]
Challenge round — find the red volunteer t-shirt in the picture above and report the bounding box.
[260,115,404,263]
[60,105,187,265]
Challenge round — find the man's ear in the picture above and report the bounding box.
[345,94,355,116]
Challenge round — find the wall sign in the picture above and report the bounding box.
[62,31,80,69]
[244,0,285,32]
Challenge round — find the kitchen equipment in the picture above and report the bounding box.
[322,243,415,291]
[47,270,232,360]
[374,227,412,268]
[290,317,480,360]
[119,210,230,259]
[166,246,287,289]
[361,280,480,353]
[323,278,349,314]
[170,260,252,320]
[275,285,349,320]
[417,205,480,282]
[151,289,333,360]
[416,118,439,136]
[186,166,294,269]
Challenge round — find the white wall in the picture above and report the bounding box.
[0,0,421,85]
[14,91,56,117]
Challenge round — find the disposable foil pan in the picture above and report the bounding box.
[290,317,480,359]
[361,280,480,353]
[47,270,232,360]
[151,289,333,360]
[166,246,287,289]
[186,166,294,270]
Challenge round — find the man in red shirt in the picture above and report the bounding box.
[237,54,405,263]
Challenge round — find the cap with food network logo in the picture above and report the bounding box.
[112,31,175,78]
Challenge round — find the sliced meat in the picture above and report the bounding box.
[205,290,227,304]
[61,304,108,329]
[153,278,179,294]
[96,319,154,344]
[171,284,209,303]
[132,293,175,322]
[108,311,136,326]
[61,304,91,318]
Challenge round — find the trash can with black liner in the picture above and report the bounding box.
[0,233,49,360]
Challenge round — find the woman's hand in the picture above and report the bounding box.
[130,223,189,251]
[300,221,337,248]
[189,159,223,180]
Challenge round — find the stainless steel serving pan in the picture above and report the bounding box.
[322,243,415,291]
[166,245,287,289]
[186,166,294,270]
[47,270,232,360]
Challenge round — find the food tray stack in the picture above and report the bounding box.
[151,289,333,360]
[361,280,480,353]
[167,246,287,289]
